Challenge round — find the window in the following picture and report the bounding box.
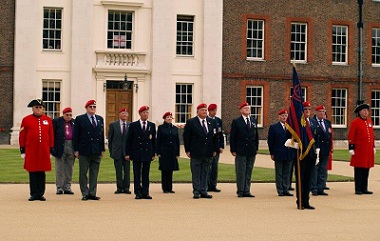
[246,86,263,126]
[372,28,380,65]
[331,88,347,127]
[247,19,264,59]
[332,25,348,64]
[43,8,62,50]
[290,23,307,62]
[107,11,133,49]
[175,84,193,123]
[371,90,380,126]
[42,80,61,119]
[176,15,194,56]
[290,87,307,101]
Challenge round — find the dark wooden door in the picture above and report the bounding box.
[106,89,133,136]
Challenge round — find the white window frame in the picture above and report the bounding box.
[290,22,307,63]
[372,28,380,66]
[332,25,348,65]
[246,86,263,127]
[176,15,194,56]
[175,84,193,123]
[42,8,62,50]
[331,88,347,128]
[246,19,264,60]
[107,10,133,49]
[42,80,61,119]
[371,90,380,127]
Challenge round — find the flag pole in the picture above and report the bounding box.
[296,148,303,209]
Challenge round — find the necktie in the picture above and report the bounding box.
[122,122,126,135]
[91,116,96,128]
[319,120,326,132]
[202,119,208,134]
[246,117,251,129]
[142,121,146,133]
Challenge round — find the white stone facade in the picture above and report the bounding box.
[11,0,223,144]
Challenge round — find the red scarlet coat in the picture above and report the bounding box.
[19,114,54,172]
[348,117,375,169]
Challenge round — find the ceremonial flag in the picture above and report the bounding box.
[285,66,315,160]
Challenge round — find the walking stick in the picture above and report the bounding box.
[296,148,303,209]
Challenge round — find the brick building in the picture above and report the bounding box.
[0,0,15,144]
[222,0,380,141]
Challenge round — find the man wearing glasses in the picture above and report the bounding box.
[73,100,105,201]
[19,99,54,201]
[52,107,75,195]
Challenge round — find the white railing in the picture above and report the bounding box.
[95,51,146,67]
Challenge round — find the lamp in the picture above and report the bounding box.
[123,74,138,93]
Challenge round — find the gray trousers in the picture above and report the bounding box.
[79,154,101,197]
[311,155,329,193]
[208,153,220,189]
[235,155,256,195]
[190,157,212,195]
[55,140,75,191]
[274,160,292,195]
[114,158,130,191]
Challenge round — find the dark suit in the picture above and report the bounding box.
[311,118,332,194]
[267,121,292,195]
[156,122,180,192]
[208,116,224,190]
[126,120,156,196]
[108,120,130,193]
[295,118,316,207]
[230,115,259,196]
[73,113,105,198]
[183,116,218,195]
[52,116,75,193]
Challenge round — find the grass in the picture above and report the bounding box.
[257,149,380,165]
[0,148,352,183]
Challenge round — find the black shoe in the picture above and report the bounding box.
[135,194,142,199]
[362,190,373,195]
[278,193,284,196]
[312,192,318,196]
[56,190,64,195]
[208,188,221,192]
[324,187,330,190]
[28,196,37,201]
[63,190,74,195]
[163,191,169,193]
[243,193,255,198]
[193,193,200,199]
[143,195,153,199]
[237,193,244,198]
[123,190,132,194]
[303,204,315,210]
[355,191,363,195]
[200,194,213,199]
[288,187,295,191]
[82,195,88,201]
[114,190,123,194]
[169,190,175,193]
[317,191,328,196]
[283,192,293,196]
[39,196,46,201]
[88,195,101,200]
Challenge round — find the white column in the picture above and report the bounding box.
[11,0,39,145]
[70,0,94,114]
[202,0,223,112]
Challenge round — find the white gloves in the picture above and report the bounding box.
[285,139,299,149]
[315,148,320,165]
[21,154,26,158]
[349,150,355,156]
[374,148,377,154]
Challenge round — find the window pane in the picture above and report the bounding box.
[175,84,193,123]
[246,86,263,126]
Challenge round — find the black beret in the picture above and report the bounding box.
[27,99,45,107]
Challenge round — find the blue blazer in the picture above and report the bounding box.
[183,116,219,159]
[229,116,259,157]
[125,120,156,162]
[52,116,75,158]
[73,114,105,156]
[267,122,291,161]
[313,118,332,158]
